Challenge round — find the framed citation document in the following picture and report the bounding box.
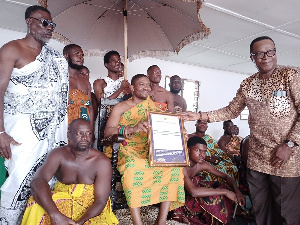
[148,110,189,167]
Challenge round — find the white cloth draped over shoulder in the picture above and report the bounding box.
[0,45,69,225]
[103,76,124,98]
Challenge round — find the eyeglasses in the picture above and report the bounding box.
[251,49,276,59]
[29,17,56,29]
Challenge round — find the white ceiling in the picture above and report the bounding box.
[1,0,300,75]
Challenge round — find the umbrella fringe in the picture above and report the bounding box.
[176,30,210,53]
[128,51,175,61]
[82,49,112,58]
[80,50,175,62]
[176,0,211,53]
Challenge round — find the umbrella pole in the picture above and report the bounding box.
[123,0,128,80]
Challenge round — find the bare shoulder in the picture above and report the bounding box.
[113,99,132,113]
[157,85,167,92]
[185,165,201,178]
[218,135,226,143]
[199,161,215,173]
[90,148,109,160]
[46,146,70,162]
[93,78,106,87]
[1,39,22,49]
[90,148,112,170]
[166,90,173,97]
[0,39,23,57]
[50,145,69,154]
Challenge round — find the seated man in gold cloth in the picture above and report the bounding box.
[21,119,118,225]
[105,74,185,225]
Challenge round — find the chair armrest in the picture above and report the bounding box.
[100,134,125,146]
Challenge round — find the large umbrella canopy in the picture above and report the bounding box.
[40,0,210,60]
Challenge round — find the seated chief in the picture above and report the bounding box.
[21,119,118,225]
[104,74,185,225]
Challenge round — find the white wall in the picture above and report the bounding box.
[0,28,251,140]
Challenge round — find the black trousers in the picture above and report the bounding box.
[247,169,300,225]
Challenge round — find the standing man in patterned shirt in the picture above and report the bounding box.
[184,36,300,225]
[0,5,68,224]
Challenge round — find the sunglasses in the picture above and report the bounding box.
[29,17,56,29]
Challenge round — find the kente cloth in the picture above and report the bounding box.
[199,134,238,182]
[207,65,300,177]
[225,135,243,157]
[0,45,68,224]
[117,96,185,209]
[103,76,124,98]
[154,102,168,111]
[170,175,234,225]
[21,182,118,225]
[68,89,91,124]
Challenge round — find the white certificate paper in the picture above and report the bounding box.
[148,111,189,167]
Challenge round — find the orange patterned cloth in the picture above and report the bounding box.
[170,175,234,224]
[225,135,243,157]
[155,102,168,111]
[68,89,91,125]
[117,97,185,209]
[21,182,118,225]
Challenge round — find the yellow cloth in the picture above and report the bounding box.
[116,96,185,209]
[21,182,118,225]
[68,89,91,125]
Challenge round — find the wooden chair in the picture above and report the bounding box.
[97,98,123,151]
[97,98,128,210]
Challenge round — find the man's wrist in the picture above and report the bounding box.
[285,140,298,148]
[198,111,202,120]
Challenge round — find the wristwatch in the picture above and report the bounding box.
[285,140,296,148]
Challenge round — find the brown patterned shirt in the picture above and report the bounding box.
[207,66,300,177]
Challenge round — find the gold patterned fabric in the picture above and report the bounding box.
[207,66,300,177]
[21,182,118,225]
[68,89,91,125]
[117,97,185,209]
[199,134,238,181]
[225,135,243,157]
